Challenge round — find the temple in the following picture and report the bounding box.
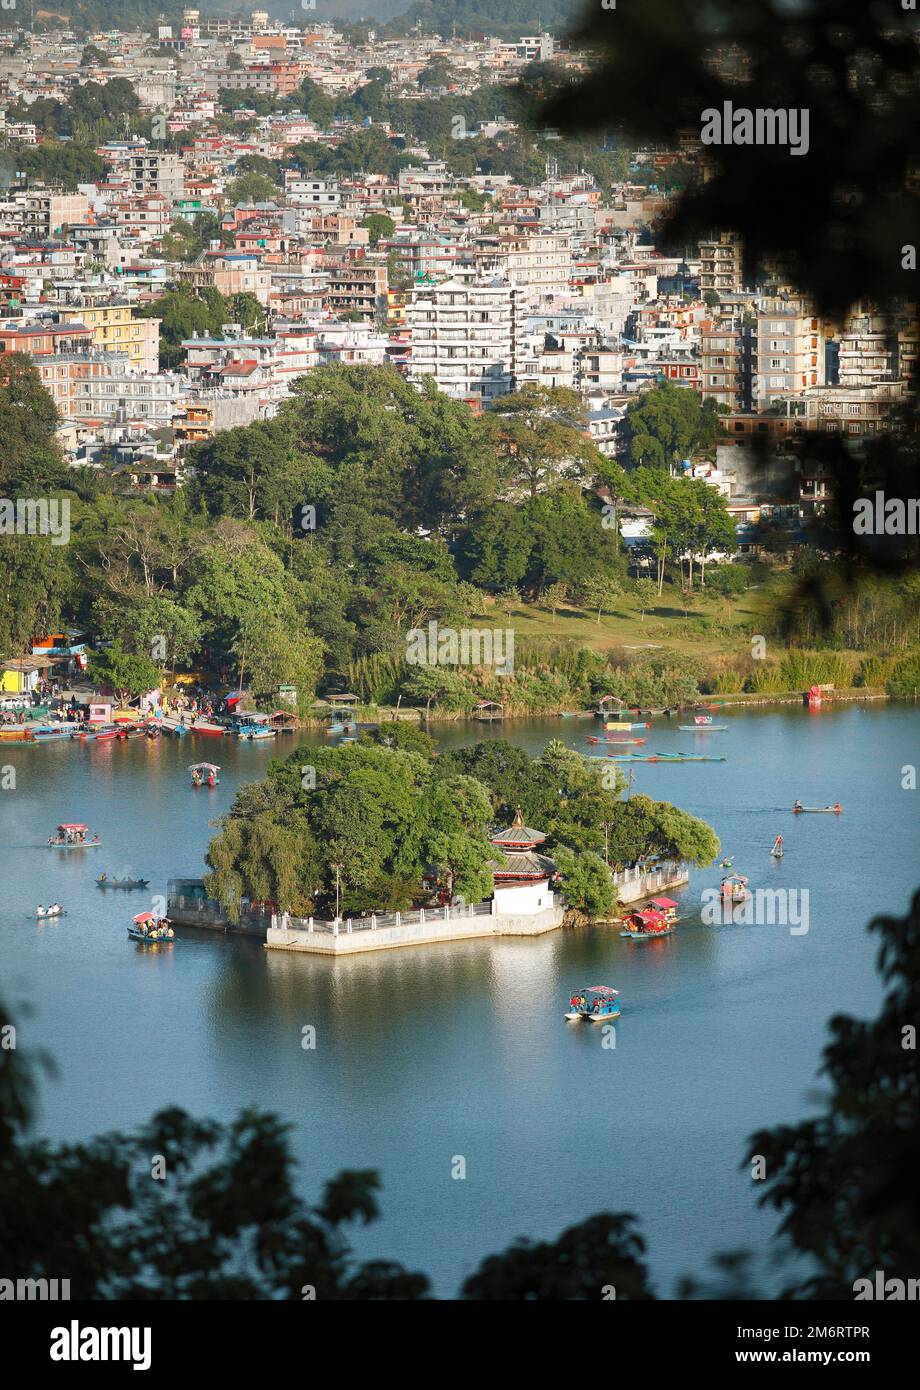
[489,808,557,915]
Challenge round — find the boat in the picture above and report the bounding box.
[792,802,843,814]
[605,721,651,732]
[585,735,647,745]
[48,823,101,848]
[96,876,149,890]
[770,835,784,859]
[603,753,727,763]
[129,911,175,943]
[236,722,276,741]
[720,874,750,903]
[678,724,728,732]
[565,985,621,1022]
[619,907,675,940]
[127,926,176,943]
[189,718,227,737]
[0,725,34,741]
[34,905,66,918]
[158,717,188,736]
[188,761,220,787]
[32,726,73,741]
[75,724,119,742]
[650,896,679,923]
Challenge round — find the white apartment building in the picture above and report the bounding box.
[475,228,572,298]
[750,301,823,410]
[408,277,521,403]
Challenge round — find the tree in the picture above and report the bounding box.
[87,640,160,702]
[362,212,395,246]
[624,382,722,471]
[635,578,657,621]
[484,384,598,499]
[543,581,569,623]
[226,172,278,206]
[553,846,615,917]
[581,574,622,624]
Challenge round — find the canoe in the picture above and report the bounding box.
[678,724,728,731]
[189,721,227,737]
[96,878,149,890]
[127,927,175,944]
[586,736,646,745]
[34,909,66,918]
[793,806,842,814]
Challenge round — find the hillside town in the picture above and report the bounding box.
[0,12,915,537]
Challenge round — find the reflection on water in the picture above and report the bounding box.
[0,705,917,1295]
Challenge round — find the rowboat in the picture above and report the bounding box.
[158,717,188,736]
[75,724,119,742]
[585,735,647,745]
[602,753,727,763]
[793,803,843,814]
[96,876,149,890]
[35,906,66,918]
[565,984,621,1022]
[236,724,276,740]
[605,721,651,732]
[678,724,728,732]
[189,719,227,737]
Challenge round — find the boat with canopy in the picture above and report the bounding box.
[96,874,149,890]
[128,911,175,943]
[620,907,675,940]
[48,823,101,848]
[565,985,621,1022]
[188,762,220,787]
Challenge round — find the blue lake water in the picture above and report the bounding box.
[0,702,917,1296]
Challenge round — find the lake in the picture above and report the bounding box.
[1,702,917,1296]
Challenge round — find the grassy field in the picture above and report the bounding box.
[474,584,778,669]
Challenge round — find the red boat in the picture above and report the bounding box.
[619,907,674,940]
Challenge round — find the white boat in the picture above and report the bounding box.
[35,906,65,918]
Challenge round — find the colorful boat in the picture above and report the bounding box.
[129,911,175,943]
[720,874,750,903]
[32,726,73,741]
[586,735,647,745]
[565,985,621,1022]
[678,724,728,732]
[189,761,220,787]
[48,823,101,848]
[619,907,675,940]
[650,896,679,923]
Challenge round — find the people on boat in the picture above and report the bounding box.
[794,800,803,812]
[37,904,45,915]
[98,873,107,883]
[833,802,843,814]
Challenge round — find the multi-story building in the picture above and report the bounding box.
[408,276,521,404]
[699,232,744,296]
[56,303,161,374]
[325,257,388,321]
[749,300,823,410]
[130,152,184,200]
[12,189,91,238]
[701,320,746,410]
